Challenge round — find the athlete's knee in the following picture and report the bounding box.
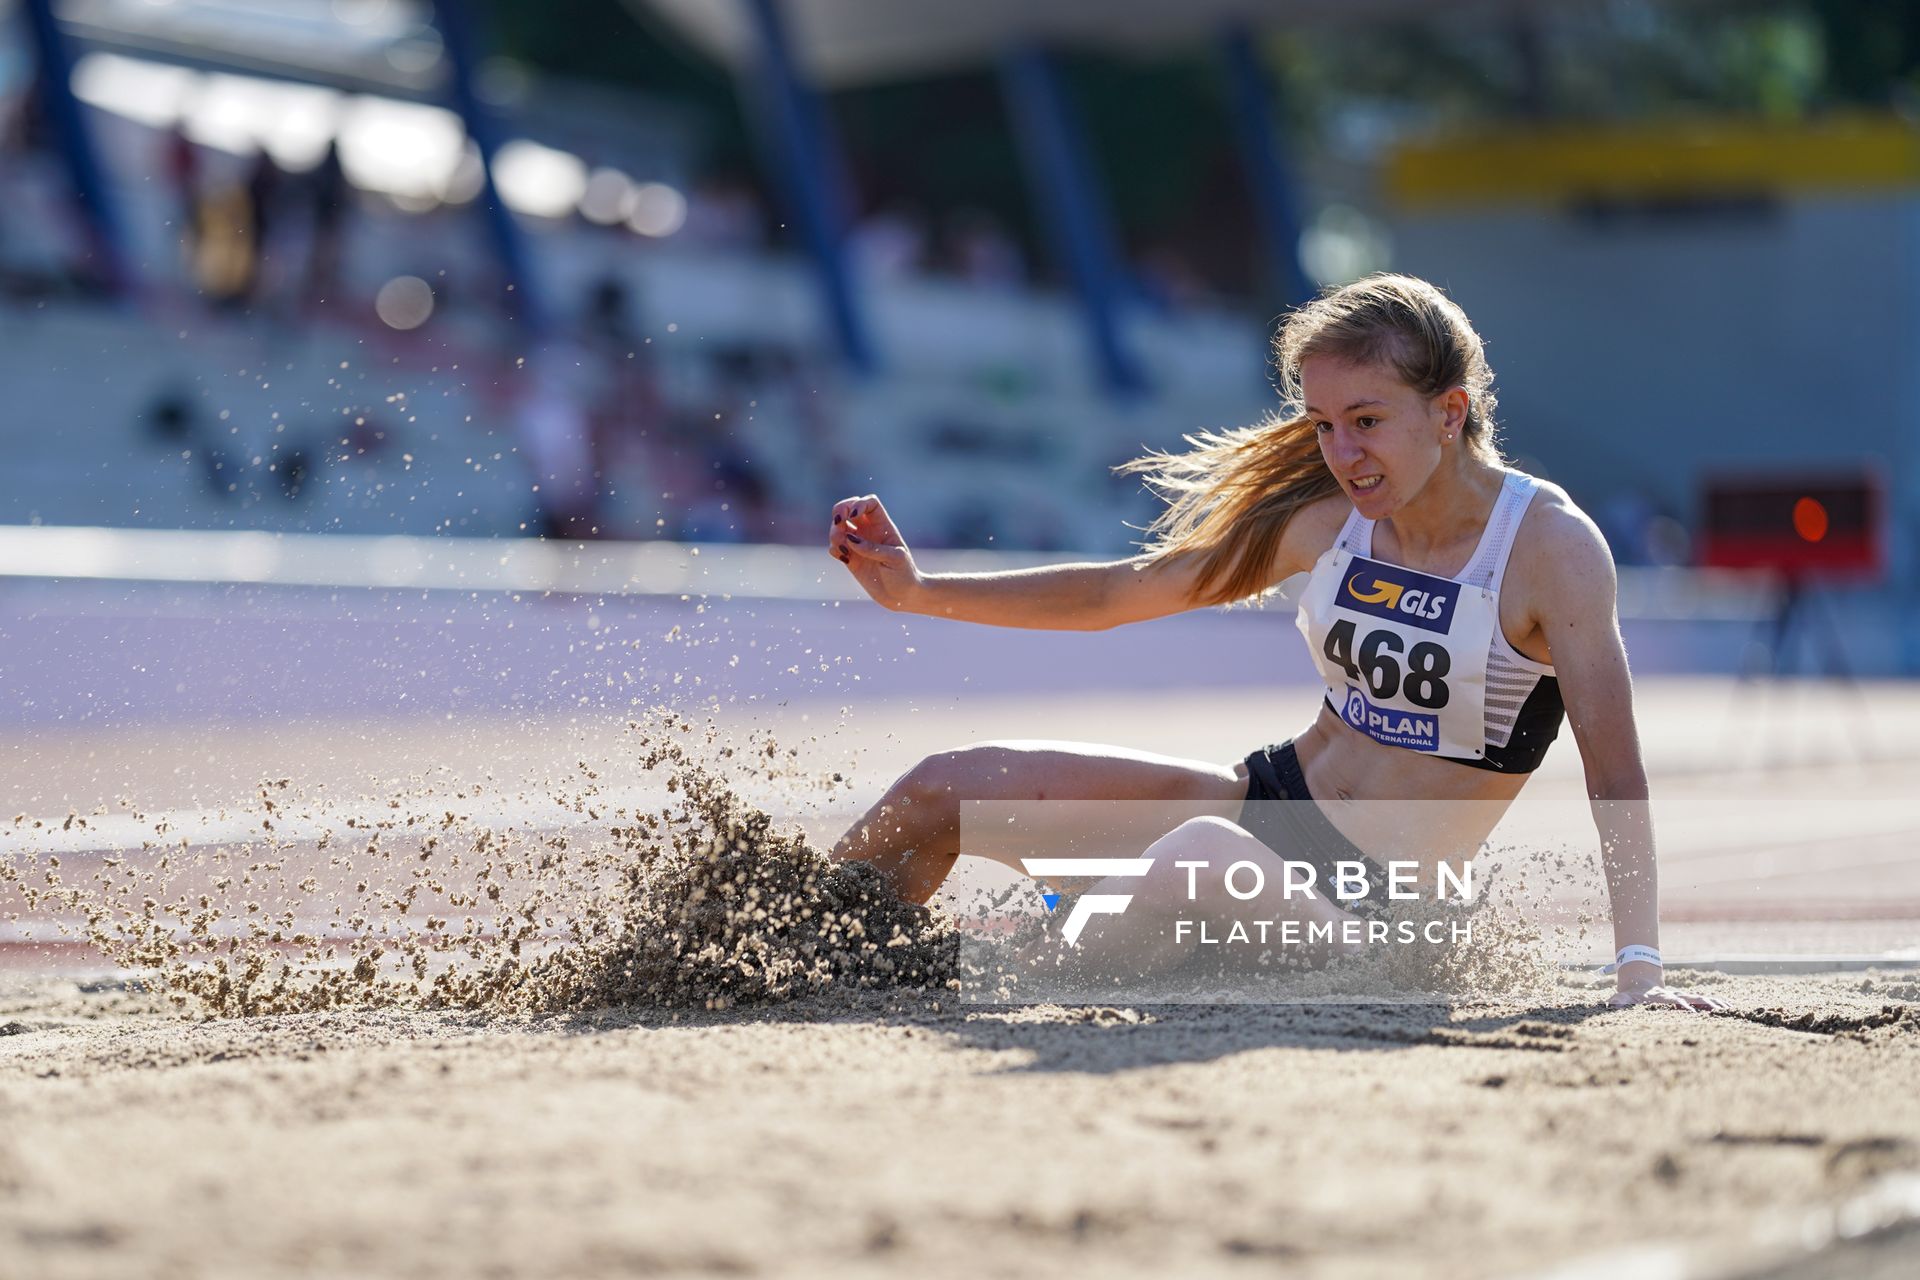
[898,741,1015,799]
[889,749,982,823]
[1158,814,1248,845]
[896,751,950,800]
[1144,815,1254,865]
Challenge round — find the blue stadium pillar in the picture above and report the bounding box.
[1219,26,1311,309]
[741,0,875,373]
[998,46,1145,397]
[432,0,547,335]
[20,0,129,294]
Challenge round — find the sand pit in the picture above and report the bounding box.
[5,683,1920,1278]
[2,972,1919,1279]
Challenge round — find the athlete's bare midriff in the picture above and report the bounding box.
[1289,706,1528,877]
[1294,703,1530,806]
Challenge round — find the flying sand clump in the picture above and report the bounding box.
[0,714,959,1018]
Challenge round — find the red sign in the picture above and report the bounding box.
[1698,471,1883,578]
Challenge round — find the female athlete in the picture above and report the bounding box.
[826,273,1722,1011]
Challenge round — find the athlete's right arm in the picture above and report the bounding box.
[827,492,1344,632]
[914,552,1213,631]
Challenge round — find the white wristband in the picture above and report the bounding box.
[1602,944,1663,975]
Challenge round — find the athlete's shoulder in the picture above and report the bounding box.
[1275,490,1354,577]
[1510,474,1618,608]
[1296,489,1356,538]
[1515,476,1611,567]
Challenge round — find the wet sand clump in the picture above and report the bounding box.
[476,768,959,1014]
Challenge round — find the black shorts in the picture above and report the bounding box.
[1238,741,1390,918]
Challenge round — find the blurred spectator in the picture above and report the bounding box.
[583,274,638,350]
[946,208,1025,287]
[192,178,256,307]
[243,149,285,306]
[303,139,350,310]
[518,345,601,540]
[679,175,765,250]
[851,202,927,278]
[576,274,664,530]
[677,431,771,544]
[0,86,28,282]
[1135,245,1206,313]
[275,440,314,503]
[163,124,201,267]
[141,388,195,445]
[4,73,49,154]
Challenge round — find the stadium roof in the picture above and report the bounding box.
[54,0,444,96]
[633,0,1543,86]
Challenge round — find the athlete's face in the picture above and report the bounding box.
[1301,354,1467,517]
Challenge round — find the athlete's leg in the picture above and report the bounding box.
[1073,816,1360,977]
[832,741,1247,905]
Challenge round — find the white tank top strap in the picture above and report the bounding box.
[1334,504,1373,555]
[1463,471,1539,591]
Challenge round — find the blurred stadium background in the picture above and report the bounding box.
[3,0,1920,965]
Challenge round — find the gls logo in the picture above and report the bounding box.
[1346,576,1444,618]
[1018,857,1154,946]
[1339,556,1458,634]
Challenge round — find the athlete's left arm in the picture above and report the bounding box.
[1523,501,1727,1013]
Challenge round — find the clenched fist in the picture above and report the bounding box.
[828,494,922,612]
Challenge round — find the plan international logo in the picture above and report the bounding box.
[1339,557,1459,634]
[1343,686,1440,751]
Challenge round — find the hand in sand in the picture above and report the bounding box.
[1607,985,1729,1012]
[828,494,921,611]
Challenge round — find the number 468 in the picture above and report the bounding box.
[1323,619,1451,709]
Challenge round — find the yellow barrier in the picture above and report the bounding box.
[1386,114,1920,209]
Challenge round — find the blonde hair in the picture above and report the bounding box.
[1122,273,1501,607]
